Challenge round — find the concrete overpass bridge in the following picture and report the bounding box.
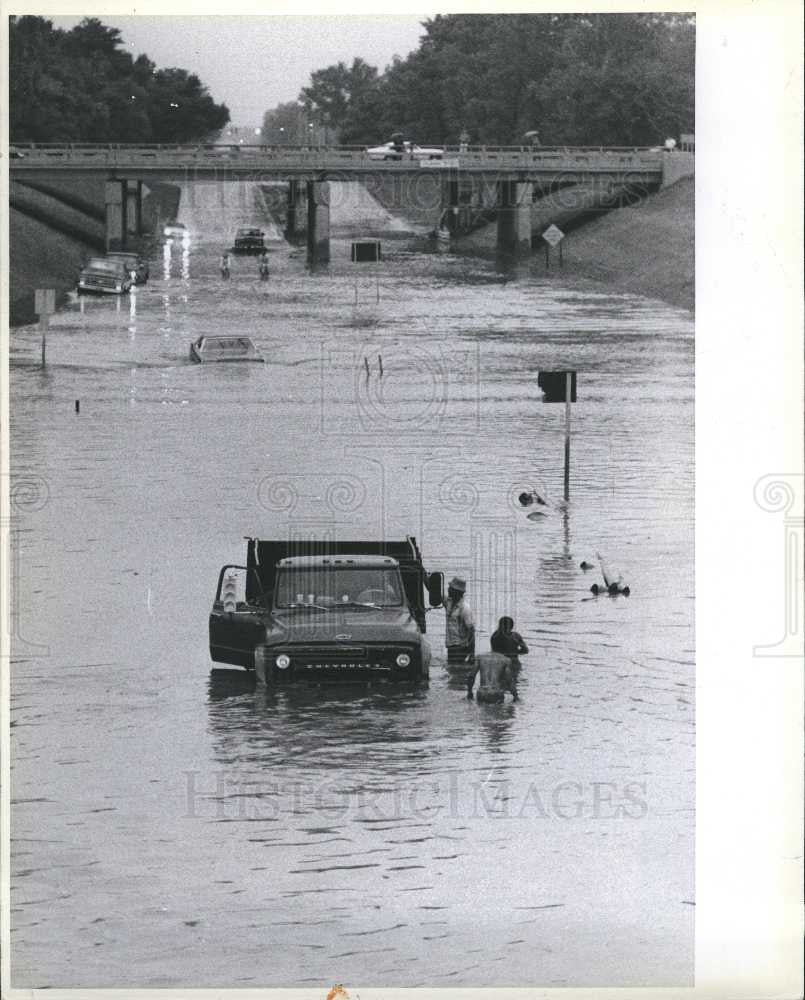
[9,143,675,261]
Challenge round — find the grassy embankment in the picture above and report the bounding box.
[549,177,694,311]
[9,176,179,326]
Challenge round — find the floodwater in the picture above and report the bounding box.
[9,180,694,988]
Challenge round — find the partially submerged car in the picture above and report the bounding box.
[105,251,149,284]
[209,538,444,686]
[163,220,188,238]
[190,335,264,363]
[232,228,266,253]
[77,257,133,295]
[366,140,444,161]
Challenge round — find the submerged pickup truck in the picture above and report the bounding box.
[209,538,444,686]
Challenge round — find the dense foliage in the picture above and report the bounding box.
[293,13,695,146]
[9,16,230,143]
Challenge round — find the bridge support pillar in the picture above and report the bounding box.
[306,180,330,264]
[105,179,126,250]
[126,179,143,236]
[496,180,533,254]
[285,179,306,238]
[441,176,460,234]
[106,179,145,249]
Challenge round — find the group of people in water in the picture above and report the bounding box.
[442,575,528,705]
[220,251,270,280]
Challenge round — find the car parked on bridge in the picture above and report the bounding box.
[232,227,266,254]
[77,257,133,295]
[163,220,188,238]
[105,251,149,284]
[366,140,444,161]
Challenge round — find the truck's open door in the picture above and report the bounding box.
[208,564,267,669]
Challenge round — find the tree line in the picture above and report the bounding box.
[265,13,694,147]
[9,16,230,143]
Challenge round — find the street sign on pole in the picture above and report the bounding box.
[538,370,578,500]
[351,240,382,303]
[542,224,565,247]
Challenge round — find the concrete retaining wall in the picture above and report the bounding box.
[661,151,695,188]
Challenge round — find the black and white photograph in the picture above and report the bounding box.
[1,5,802,997]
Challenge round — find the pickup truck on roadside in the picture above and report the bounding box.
[209,538,444,686]
[77,257,133,295]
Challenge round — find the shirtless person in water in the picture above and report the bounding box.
[466,650,519,703]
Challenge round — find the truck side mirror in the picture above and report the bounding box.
[426,572,444,607]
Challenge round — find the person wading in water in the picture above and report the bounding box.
[444,576,475,663]
[466,648,519,703]
[490,616,529,669]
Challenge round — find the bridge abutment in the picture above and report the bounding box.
[496,180,533,254]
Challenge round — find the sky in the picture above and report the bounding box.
[48,15,429,127]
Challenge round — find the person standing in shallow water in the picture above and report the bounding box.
[490,616,529,669]
[443,576,475,663]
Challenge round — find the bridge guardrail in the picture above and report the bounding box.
[9,143,664,174]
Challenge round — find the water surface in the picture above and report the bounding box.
[10,180,694,988]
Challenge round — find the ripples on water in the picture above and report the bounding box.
[10,181,694,987]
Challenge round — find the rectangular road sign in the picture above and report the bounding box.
[34,288,56,315]
[351,240,382,263]
[424,158,460,169]
[538,370,577,402]
[542,224,565,247]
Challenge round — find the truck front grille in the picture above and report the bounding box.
[280,645,417,679]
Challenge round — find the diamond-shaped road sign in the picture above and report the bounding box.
[542,224,565,247]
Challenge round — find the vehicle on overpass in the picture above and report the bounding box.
[366,139,444,161]
[209,537,444,686]
[105,251,149,284]
[232,227,266,254]
[77,257,133,295]
[189,335,264,364]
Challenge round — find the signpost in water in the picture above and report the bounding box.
[34,288,56,367]
[351,240,383,303]
[538,369,577,499]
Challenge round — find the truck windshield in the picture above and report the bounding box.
[86,259,124,273]
[275,567,404,609]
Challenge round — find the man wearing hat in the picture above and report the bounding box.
[444,576,475,663]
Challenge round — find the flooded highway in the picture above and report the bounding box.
[9,180,694,988]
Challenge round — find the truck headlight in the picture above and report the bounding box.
[276,654,291,670]
[396,653,411,667]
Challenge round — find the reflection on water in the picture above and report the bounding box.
[10,181,694,989]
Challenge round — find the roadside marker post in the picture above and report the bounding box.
[537,370,577,500]
[34,288,56,367]
[564,372,572,499]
